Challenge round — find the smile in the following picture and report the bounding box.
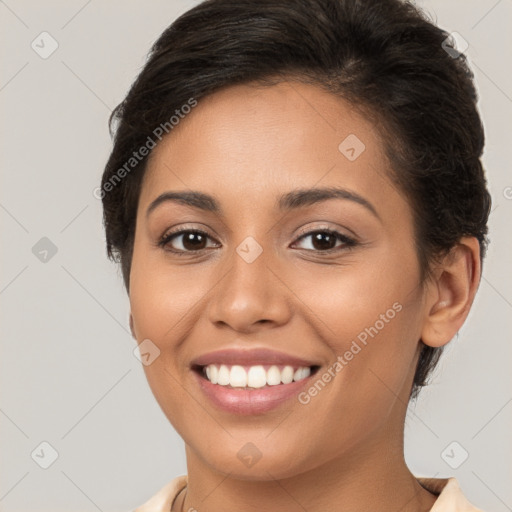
[201,363,314,389]
[190,349,322,414]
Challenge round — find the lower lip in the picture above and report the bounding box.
[193,370,316,415]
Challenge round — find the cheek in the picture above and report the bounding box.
[292,246,421,347]
[128,243,201,407]
[289,247,423,409]
[128,271,201,437]
[129,246,209,344]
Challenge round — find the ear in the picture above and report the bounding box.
[129,312,137,341]
[421,237,481,348]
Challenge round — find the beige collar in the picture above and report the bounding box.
[134,475,483,512]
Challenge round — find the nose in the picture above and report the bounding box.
[207,245,292,334]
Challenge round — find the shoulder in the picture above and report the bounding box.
[417,476,485,511]
[133,475,188,512]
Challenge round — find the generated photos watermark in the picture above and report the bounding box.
[93,98,198,200]
[298,301,403,405]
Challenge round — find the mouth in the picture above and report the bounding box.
[192,363,321,389]
[190,348,323,414]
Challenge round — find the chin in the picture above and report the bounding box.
[190,438,321,481]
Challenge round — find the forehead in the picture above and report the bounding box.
[140,80,402,218]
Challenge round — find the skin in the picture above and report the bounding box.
[128,80,481,512]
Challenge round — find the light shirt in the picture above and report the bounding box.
[133,475,484,511]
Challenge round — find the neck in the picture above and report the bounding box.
[180,425,437,512]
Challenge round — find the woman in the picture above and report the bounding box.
[100,0,491,510]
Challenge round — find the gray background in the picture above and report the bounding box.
[1,1,511,511]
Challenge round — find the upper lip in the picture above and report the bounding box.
[191,348,320,368]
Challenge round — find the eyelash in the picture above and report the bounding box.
[157,227,357,256]
[157,228,218,256]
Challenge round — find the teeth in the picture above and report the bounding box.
[217,365,230,385]
[294,367,310,381]
[209,365,218,384]
[267,365,281,386]
[247,365,267,388]
[281,366,294,384]
[202,364,312,388]
[230,365,247,387]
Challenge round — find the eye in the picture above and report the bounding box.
[292,229,357,252]
[157,227,356,255]
[158,229,220,254]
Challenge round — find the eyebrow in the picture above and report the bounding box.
[146,187,380,220]
[278,187,380,219]
[146,191,220,218]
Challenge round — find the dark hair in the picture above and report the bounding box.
[101,0,491,399]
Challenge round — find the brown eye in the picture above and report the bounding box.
[158,229,220,253]
[310,232,337,250]
[180,231,208,251]
[293,230,356,252]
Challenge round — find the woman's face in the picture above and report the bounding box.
[129,81,429,479]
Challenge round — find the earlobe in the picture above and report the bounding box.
[421,237,481,348]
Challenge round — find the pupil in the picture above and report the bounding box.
[183,232,205,250]
[312,232,335,250]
